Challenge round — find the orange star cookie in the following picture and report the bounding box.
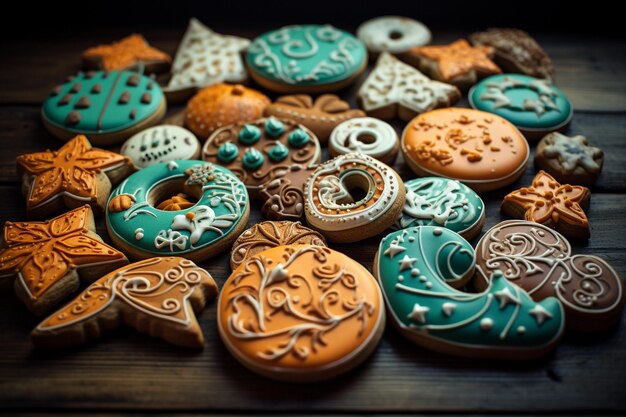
[16,134,133,218]
[404,39,501,88]
[82,34,171,73]
[0,206,128,315]
[502,170,591,240]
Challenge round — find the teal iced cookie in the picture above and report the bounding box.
[42,70,166,145]
[468,74,572,139]
[246,25,367,93]
[376,226,565,359]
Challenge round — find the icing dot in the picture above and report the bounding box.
[217,142,239,163]
[398,275,404,282]
[134,228,144,240]
[288,128,310,148]
[267,142,289,162]
[517,326,526,335]
[238,124,261,144]
[265,118,285,137]
[480,318,493,331]
[433,227,443,236]
[419,276,427,282]
[243,148,264,170]
[426,282,432,289]
[411,268,420,277]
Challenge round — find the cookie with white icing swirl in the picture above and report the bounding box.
[329,117,399,165]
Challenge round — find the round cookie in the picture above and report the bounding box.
[469,74,573,140]
[218,244,385,381]
[246,25,367,93]
[375,227,565,359]
[120,125,201,169]
[401,108,529,192]
[329,117,399,165]
[202,117,321,198]
[393,177,485,240]
[356,16,431,55]
[106,160,249,262]
[42,70,166,146]
[229,221,326,270]
[535,132,603,186]
[475,220,625,332]
[185,83,270,139]
[304,152,405,243]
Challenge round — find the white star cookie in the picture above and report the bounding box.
[358,52,460,121]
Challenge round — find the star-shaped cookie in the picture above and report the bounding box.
[82,34,171,73]
[16,134,133,218]
[358,52,460,120]
[403,39,501,88]
[0,206,128,315]
[502,170,591,240]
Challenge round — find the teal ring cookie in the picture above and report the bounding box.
[376,226,565,359]
[246,25,367,93]
[42,70,166,145]
[468,74,572,138]
[106,160,249,262]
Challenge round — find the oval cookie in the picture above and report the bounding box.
[329,117,399,165]
[357,16,431,55]
[120,125,201,168]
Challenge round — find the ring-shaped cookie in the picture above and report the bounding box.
[357,16,431,55]
[329,117,399,165]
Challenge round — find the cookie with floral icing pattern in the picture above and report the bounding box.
[475,220,625,332]
[218,245,385,381]
[32,257,218,349]
[82,34,171,73]
[376,226,565,359]
[401,108,529,192]
[0,206,128,315]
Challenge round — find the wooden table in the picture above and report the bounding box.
[1,27,625,416]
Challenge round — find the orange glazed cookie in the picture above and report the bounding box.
[502,170,591,240]
[218,245,385,381]
[401,108,529,192]
[32,257,218,349]
[0,206,128,315]
[16,134,134,218]
[82,34,171,73]
[185,83,270,139]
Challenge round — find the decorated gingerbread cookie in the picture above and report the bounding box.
[17,135,134,218]
[0,206,128,315]
[42,70,166,145]
[393,177,485,240]
[470,28,555,79]
[329,117,399,165]
[246,25,367,93]
[229,221,326,270]
[264,95,365,143]
[535,132,604,186]
[401,108,529,192]
[165,19,251,102]
[202,117,321,197]
[469,74,573,140]
[258,165,317,221]
[185,83,270,139]
[304,152,405,243]
[502,170,591,240]
[82,34,171,73]
[402,39,501,89]
[32,257,218,349]
[106,160,250,262]
[376,227,565,359]
[357,16,431,55]
[475,220,625,332]
[218,245,385,381]
[120,125,201,168]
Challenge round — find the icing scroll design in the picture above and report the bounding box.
[479,76,560,116]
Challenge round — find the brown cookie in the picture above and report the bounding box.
[259,165,317,221]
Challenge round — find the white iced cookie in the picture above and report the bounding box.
[329,117,399,165]
[120,125,201,168]
[357,16,431,54]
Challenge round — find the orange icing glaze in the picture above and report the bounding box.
[218,245,382,370]
[0,206,126,300]
[410,39,501,81]
[402,108,528,182]
[82,34,171,71]
[503,170,590,228]
[185,84,270,138]
[16,134,131,210]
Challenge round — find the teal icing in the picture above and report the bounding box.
[106,160,248,256]
[246,25,367,87]
[377,227,564,352]
[265,118,285,137]
[267,142,289,162]
[393,177,484,234]
[469,74,572,130]
[242,148,264,170]
[217,142,239,163]
[42,70,164,134]
[238,124,262,144]
[287,128,310,148]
